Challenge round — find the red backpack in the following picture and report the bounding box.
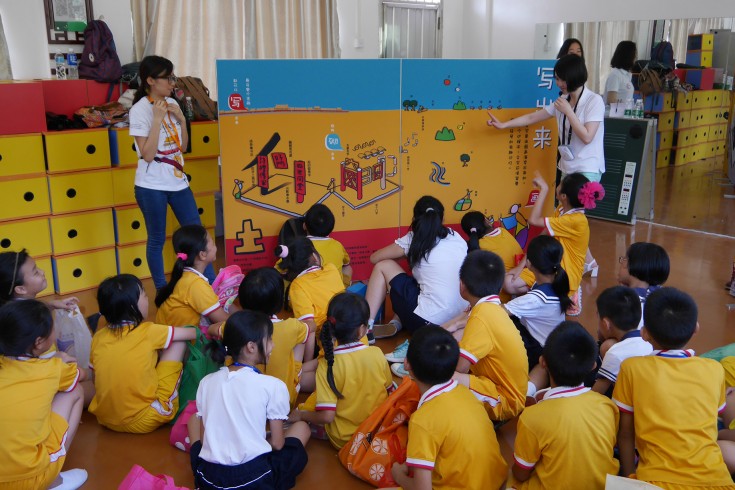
[79,20,122,83]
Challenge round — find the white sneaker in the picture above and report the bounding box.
[53,469,88,490]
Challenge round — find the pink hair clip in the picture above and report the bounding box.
[176,252,188,261]
[578,182,605,210]
[278,245,289,258]
[470,227,477,233]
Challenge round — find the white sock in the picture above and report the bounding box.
[368,318,375,329]
[527,381,537,398]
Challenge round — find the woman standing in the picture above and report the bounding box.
[604,41,637,105]
[129,56,214,289]
[556,38,584,59]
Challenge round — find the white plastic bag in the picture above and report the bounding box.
[54,306,92,368]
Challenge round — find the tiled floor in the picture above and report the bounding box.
[58,161,735,489]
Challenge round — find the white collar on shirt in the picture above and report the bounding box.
[542,384,590,401]
[295,265,321,278]
[475,295,501,306]
[418,380,457,408]
[651,349,695,358]
[558,206,585,216]
[183,267,209,281]
[334,342,367,355]
[306,235,330,240]
[483,228,502,238]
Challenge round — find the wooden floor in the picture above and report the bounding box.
[57,161,735,489]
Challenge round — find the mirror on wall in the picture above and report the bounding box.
[535,18,735,237]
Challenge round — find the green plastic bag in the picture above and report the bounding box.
[701,343,735,362]
[175,328,220,419]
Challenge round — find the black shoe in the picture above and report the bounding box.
[367,331,375,345]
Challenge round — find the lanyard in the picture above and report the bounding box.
[232,362,262,374]
[147,96,182,153]
[561,86,583,146]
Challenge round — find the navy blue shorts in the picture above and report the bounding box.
[389,273,439,333]
[190,437,308,490]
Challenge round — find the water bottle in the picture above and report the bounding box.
[67,49,78,80]
[634,99,644,119]
[623,99,632,118]
[54,49,67,80]
[184,96,194,121]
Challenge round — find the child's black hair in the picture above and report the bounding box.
[274,236,318,282]
[556,38,584,59]
[626,242,670,286]
[97,274,145,330]
[320,292,369,399]
[0,249,30,305]
[526,235,572,313]
[304,203,335,237]
[406,326,459,386]
[542,321,598,386]
[643,287,697,349]
[459,250,505,298]
[554,54,588,93]
[595,286,641,332]
[610,40,637,71]
[407,196,449,269]
[238,267,284,316]
[0,300,53,358]
[208,310,273,365]
[559,172,590,209]
[460,211,489,252]
[155,225,210,307]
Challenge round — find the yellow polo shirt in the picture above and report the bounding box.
[264,317,309,406]
[289,263,345,332]
[613,351,733,487]
[315,342,395,449]
[155,268,220,327]
[544,207,589,294]
[459,295,528,420]
[479,228,523,302]
[406,381,507,490]
[512,386,619,489]
[309,236,351,287]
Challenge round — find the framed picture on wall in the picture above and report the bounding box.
[44,0,94,44]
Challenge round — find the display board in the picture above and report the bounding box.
[216,59,558,278]
[586,117,655,224]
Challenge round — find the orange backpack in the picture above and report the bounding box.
[338,377,420,487]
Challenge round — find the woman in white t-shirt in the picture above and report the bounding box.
[364,196,468,340]
[604,41,637,105]
[129,56,214,290]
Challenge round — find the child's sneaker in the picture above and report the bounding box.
[54,469,88,490]
[385,339,410,363]
[390,362,410,378]
[373,321,400,339]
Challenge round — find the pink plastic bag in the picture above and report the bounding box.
[170,400,198,452]
[199,265,244,338]
[118,464,189,490]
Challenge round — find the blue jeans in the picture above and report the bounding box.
[134,185,215,289]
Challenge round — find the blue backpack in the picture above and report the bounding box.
[79,20,122,83]
[651,41,675,70]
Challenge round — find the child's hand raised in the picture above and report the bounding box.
[532,171,549,191]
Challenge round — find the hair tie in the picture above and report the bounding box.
[327,316,337,324]
[578,182,605,209]
[224,345,229,353]
[278,245,289,258]
[425,207,435,212]
[176,252,188,261]
[469,227,477,233]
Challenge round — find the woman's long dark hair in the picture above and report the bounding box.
[407,196,448,269]
[155,225,209,307]
[526,235,572,312]
[133,55,174,104]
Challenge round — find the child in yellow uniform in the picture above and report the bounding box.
[391,326,507,490]
[288,292,395,449]
[613,287,735,489]
[155,225,230,328]
[455,250,528,421]
[304,203,352,287]
[506,172,602,315]
[461,211,522,303]
[511,321,619,489]
[90,274,197,433]
[0,300,89,490]
[276,236,346,360]
[233,267,312,406]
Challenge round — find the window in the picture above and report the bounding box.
[381,0,442,58]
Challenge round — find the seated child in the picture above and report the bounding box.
[231,267,313,406]
[288,292,395,449]
[613,287,735,487]
[304,203,353,288]
[592,286,651,396]
[0,300,89,490]
[189,310,309,490]
[461,210,522,302]
[391,326,507,490]
[155,225,229,328]
[90,274,197,433]
[455,250,528,421]
[504,235,570,397]
[617,242,670,328]
[511,321,619,489]
[276,236,346,358]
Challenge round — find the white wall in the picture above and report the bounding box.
[0,0,134,80]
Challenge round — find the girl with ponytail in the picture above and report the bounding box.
[191,310,310,489]
[155,225,230,327]
[287,292,395,449]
